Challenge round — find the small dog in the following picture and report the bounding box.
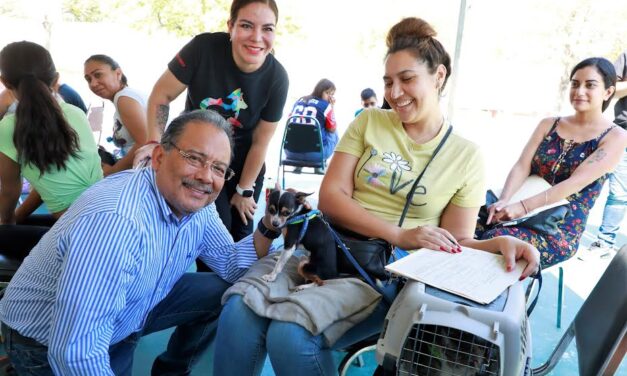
[261,185,339,289]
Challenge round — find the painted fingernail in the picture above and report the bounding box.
[519,276,526,281]
[440,246,447,252]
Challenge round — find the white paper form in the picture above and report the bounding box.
[385,247,527,304]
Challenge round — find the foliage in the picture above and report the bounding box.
[62,0,105,22]
[126,0,231,37]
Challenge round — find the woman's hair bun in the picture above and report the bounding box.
[386,17,436,49]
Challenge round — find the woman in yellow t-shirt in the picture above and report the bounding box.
[214,17,540,376]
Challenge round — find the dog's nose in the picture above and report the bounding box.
[272,220,281,227]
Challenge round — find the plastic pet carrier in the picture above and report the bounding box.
[376,281,531,376]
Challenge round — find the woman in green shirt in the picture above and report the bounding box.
[0,41,102,228]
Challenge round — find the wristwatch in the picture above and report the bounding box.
[236,184,254,198]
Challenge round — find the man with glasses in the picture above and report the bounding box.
[0,109,281,375]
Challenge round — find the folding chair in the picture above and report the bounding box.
[0,225,49,291]
[87,101,105,145]
[532,245,627,375]
[277,115,326,188]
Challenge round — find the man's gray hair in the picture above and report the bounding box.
[161,109,233,157]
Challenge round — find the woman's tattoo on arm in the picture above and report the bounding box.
[587,148,607,164]
[156,105,170,133]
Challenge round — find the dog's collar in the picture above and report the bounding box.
[285,210,321,226]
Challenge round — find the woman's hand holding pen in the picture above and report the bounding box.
[394,225,461,253]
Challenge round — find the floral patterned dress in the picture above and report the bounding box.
[478,118,614,267]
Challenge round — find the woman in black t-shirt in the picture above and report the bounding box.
[137,0,288,246]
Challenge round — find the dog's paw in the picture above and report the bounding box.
[262,273,277,282]
[294,282,316,292]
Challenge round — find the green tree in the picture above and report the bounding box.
[62,0,105,22]
[125,0,230,37]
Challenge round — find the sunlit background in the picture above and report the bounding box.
[1,1,626,373]
[1,0,625,186]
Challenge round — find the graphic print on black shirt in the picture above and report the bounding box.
[200,88,248,128]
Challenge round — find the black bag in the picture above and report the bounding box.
[98,146,116,166]
[334,227,393,280]
[479,189,570,237]
[513,205,570,236]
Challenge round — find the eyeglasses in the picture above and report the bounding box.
[166,142,235,181]
[363,101,377,108]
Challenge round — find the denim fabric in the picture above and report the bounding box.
[597,150,627,246]
[213,280,400,376]
[1,272,230,375]
[0,323,53,376]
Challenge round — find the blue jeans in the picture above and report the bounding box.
[213,281,399,376]
[598,150,627,246]
[1,272,230,375]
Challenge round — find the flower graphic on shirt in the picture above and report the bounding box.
[382,152,411,172]
[381,151,413,194]
[364,163,386,187]
[357,148,378,177]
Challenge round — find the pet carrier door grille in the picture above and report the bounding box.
[398,323,500,376]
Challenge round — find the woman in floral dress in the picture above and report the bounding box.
[479,57,627,267]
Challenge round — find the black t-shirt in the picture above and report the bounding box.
[168,32,289,171]
[614,51,627,129]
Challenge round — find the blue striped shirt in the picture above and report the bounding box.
[0,168,259,374]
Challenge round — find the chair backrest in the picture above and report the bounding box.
[533,246,627,375]
[282,115,323,155]
[573,245,627,375]
[87,101,105,145]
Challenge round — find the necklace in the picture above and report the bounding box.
[550,138,575,182]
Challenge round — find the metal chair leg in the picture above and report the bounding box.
[557,266,564,328]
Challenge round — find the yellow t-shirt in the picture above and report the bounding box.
[335,108,485,229]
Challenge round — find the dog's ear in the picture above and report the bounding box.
[295,192,314,210]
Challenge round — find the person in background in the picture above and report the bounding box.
[354,87,378,117]
[0,86,16,120]
[84,54,148,176]
[0,41,102,229]
[135,0,289,256]
[286,78,338,174]
[0,109,279,375]
[480,57,627,268]
[55,79,88,113]
[213,17,540,376]
[586,49,627,257]
[1,79,87,119]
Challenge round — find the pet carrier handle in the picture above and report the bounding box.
[525,266,543,316]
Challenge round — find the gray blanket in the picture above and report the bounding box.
[222,254,382,346]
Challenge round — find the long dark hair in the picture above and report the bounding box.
[301,78,335,102]
[0,41,80,173]
[570,57,617,112]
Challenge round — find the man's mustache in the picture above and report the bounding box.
[182,178,213,194]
